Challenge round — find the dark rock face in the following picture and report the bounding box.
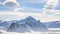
[25,16,47,31]
[7,23,30,33]
[8,23,17,32]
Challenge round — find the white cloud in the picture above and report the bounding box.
[42,0,60,18]
[14,8,24,11]
[0,0,60,22]
[43,0,58,10]
[0,12,60,22]
[42,10,60,16]
[13,7,42,13]
[54,10,60,14]
[3,0,20,8]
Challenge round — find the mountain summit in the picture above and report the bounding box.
[7,16,47,32]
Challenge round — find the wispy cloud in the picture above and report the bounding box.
[0,12,60,22]
[14,8,25,11]
[13,7,42,13]
[2,0,20,8]
[0,0,60,22]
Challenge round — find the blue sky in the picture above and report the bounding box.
[0,0,60,22]
[0,0,47,12]
[0,0,60,12]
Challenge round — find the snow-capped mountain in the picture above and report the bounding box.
[24,16,47,31]
[7,16,47,33]
[48,21,60,28]
[44,21,60,28]
[1,16,60,33]
[0,21,11,30]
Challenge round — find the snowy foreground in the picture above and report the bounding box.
[0,30,60,34]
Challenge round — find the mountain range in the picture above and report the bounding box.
[0,16,60,33]
[44,21,60,28]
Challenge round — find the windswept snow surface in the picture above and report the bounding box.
[0,30,60,34]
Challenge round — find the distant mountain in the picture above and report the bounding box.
[7,16,47,32]
[0,16,60,32]
[7,23,30,33]
[0,21,11,28]
[25,16,47,31]
[44,21,60,28]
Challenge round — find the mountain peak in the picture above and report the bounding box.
[26,16,35,20]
